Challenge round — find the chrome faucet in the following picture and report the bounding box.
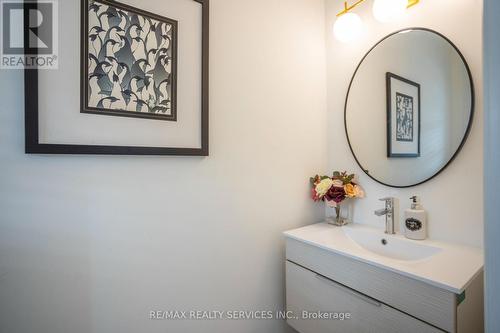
[374,197,395,234]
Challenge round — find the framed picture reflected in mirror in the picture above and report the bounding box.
[386,72,421,158]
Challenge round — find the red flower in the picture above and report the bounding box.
[311,188,320,201]
[325,186,346,204]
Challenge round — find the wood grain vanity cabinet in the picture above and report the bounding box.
[285,238,484,333]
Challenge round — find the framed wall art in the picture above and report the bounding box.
[386,72,421,158]
[25,0,209,156]
[83,0,178,121]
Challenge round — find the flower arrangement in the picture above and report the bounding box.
[310,171,364,225]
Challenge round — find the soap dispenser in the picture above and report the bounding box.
[404,196,427,240]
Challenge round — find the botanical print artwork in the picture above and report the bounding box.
[85,0,177,120]
[395,92,414,142]
[386,72,420,158]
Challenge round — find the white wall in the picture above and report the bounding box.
[325,0,484,247]
[0,0,327,332]
[483,0,500,331]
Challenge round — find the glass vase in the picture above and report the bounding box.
[328,203,349,226]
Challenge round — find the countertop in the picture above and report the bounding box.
[284,222,484,293]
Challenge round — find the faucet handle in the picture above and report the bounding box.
[379,197,394,202]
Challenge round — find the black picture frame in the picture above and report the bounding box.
[386,72,421,158]
[344,28,475,188]
[24,0,209,156]
[81,0,179,122]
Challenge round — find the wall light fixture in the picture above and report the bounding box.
[333,0,420,43]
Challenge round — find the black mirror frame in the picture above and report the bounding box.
[344,27,475,188]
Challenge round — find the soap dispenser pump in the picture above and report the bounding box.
[404,196,427,240]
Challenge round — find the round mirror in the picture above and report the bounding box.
[345,28,474,188]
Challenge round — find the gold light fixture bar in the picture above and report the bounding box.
[336,0,420,17]
[336,0,366,17]
[407,0,419,8]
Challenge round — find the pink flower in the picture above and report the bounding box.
[325,198,338,208]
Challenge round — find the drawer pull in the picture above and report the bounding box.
[315,274,382,308]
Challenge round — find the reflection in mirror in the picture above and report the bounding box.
[345,29,474,188]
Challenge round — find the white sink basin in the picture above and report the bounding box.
[284,222,484,293]
[343,225,442,261]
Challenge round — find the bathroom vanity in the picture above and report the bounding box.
[289,25,481,333]
[284,223,484,333]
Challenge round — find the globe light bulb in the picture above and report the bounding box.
[333,12,364,43]
[372,0,408,23]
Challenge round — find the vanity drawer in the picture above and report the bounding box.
[286,238,456,332]
[286,261,443,333]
